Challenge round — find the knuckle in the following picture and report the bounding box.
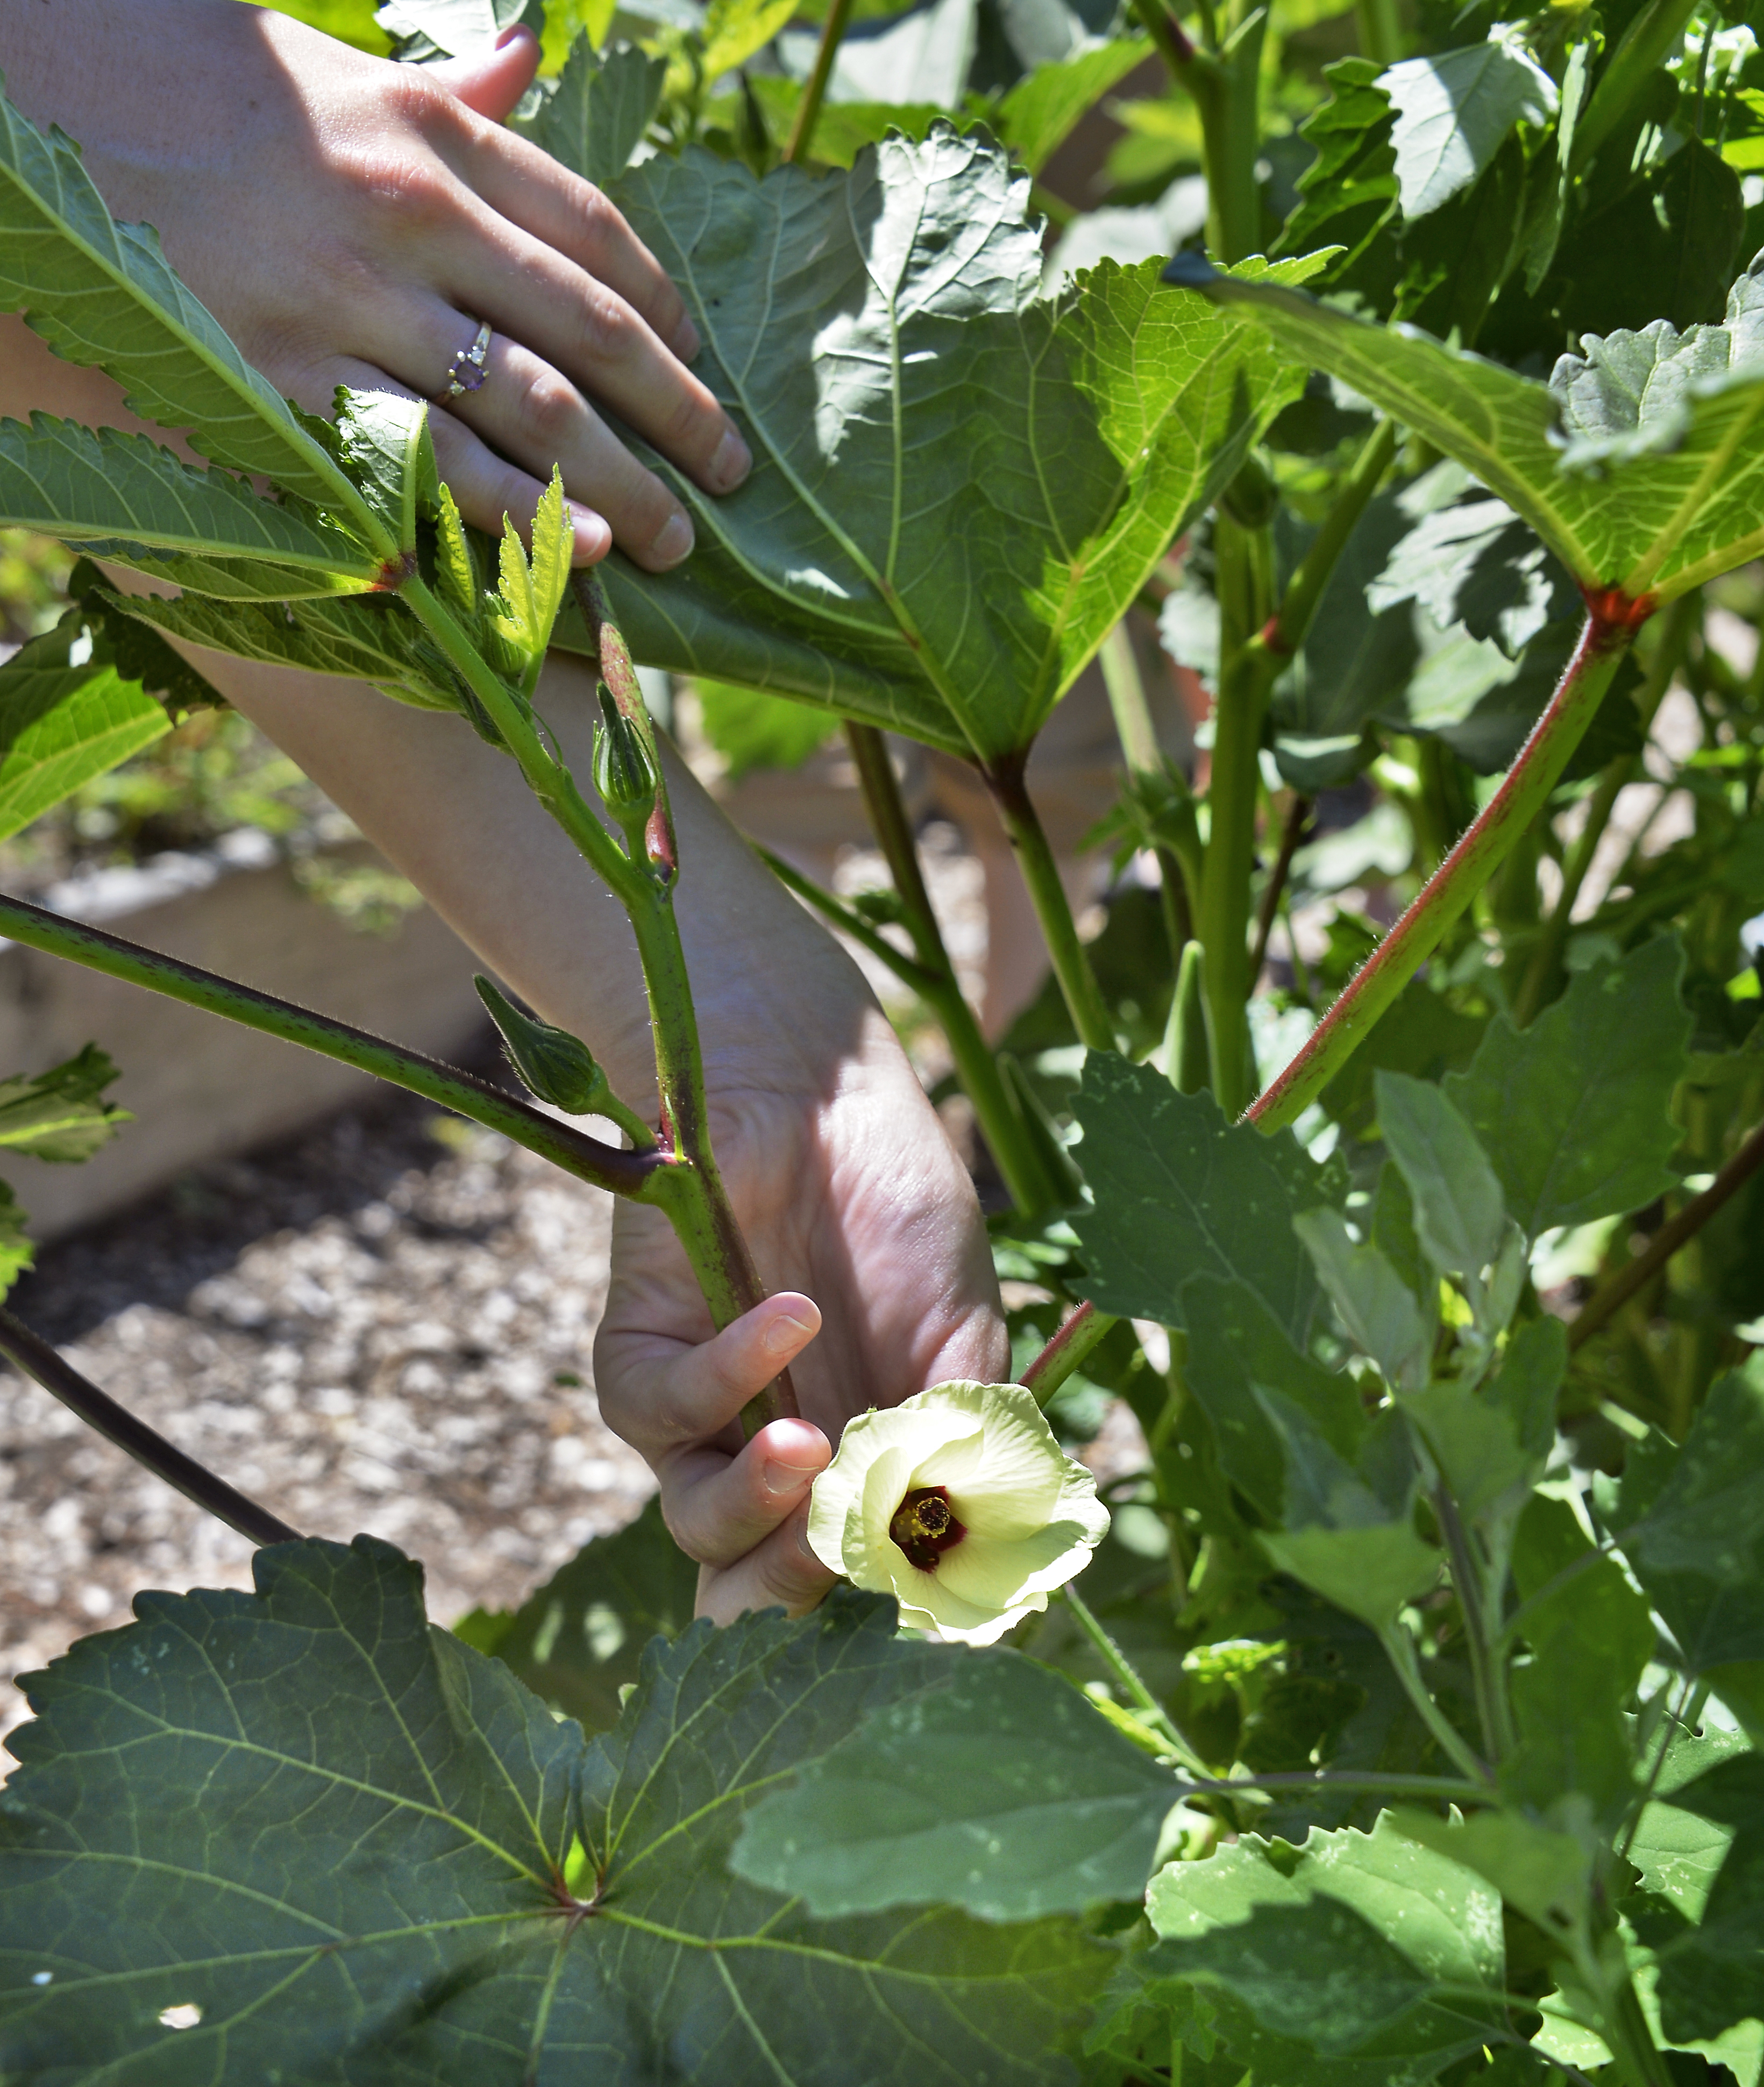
[571,287,637,370]
[512,367,584,456]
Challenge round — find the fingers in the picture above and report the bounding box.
[425,26,542,122]
[695,1509,837,1627]
[435,325,700,571]
[595,1291,822,1467]
[463,124,700,364]
[664,1416,830,1568]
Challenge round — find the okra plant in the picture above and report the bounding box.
[1,0,1763,2077]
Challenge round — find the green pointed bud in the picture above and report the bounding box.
[474,976,609,1115]
[592,682,657,825]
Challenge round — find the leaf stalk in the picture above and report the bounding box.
[1250,602,1640,1132]
[784,0,856,164]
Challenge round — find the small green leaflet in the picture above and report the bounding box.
[0,621,168,844]
[0,1041,128,1165]
[0,80,371,534]
[0,414,379,587]
[700,0,799,86]
[1180,251,1764,603]
[995,40,1149,176]
[731,1652,1176,1920]
[1069,1053,1329,1340]
[1125,1816,1509,2079]
[1445,935,1691,1240]
[550,129,1313,762]
[0,1541,1107,2083]
[514,37,666,190]
[1374,1070,1506,1289]
[1378,34,1557,221]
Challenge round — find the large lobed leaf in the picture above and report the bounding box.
[0,1538,1110,2083]
[553,128,1310,762]
[0,80,371,533]
[1181,250,1764,604]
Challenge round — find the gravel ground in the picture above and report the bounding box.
[0,1032,655,1744]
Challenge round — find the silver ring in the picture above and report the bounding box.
[438,320,493,402]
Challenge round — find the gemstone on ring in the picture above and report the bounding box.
[440,321,493,401]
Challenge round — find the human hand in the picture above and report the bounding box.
[593,976,1009,1624]
[0,0,745,570]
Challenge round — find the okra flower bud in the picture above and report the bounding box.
[806,1381,1109,1645]
[592,682,657,825]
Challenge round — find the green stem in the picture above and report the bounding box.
[1099,623,1196,967]
[784,0,856,162]
[0,1304,299,1549]
[1353,0,1402,63]
[1063,1585,1210,1772]
[1021,1301,1119,1404]
[1251,604,1640,1133]
[984,750,1116,1052]
[1268,418,1399,656]
[1571,0,1703,172]
[1512,594,1691,1028]
[1434,1483,1515,1764]
[843,722,1059,1214]
[0,891,655,1199]
[1199,512,1274,1115]
[1377,1621,1495,1786]
[1248,791,1311,985]
[1128,0,1263,262]
[1569,1111,1764,1352]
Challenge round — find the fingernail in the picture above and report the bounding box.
[567,500,610,565]
[650,511,694,567]
[673,315,702,361]
[763,1457,818,1497]
[708,427,752,493]
[763,1312,814,1358]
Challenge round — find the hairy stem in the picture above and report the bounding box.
[1022,1301,1119,1405]
[0,1305,298,1547]
[843,722,1059,1213]
[984,750,1116,1052]
[1569,1112,1764,1353]
[1128,0,1262,261]
[1513,595,1691,1027]
[0,892,654,1197]
[1063,1585,1210,1772]
[1251,604,1641,1132]
[784,0,855,163]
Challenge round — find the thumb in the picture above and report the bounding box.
[425,24,542,122]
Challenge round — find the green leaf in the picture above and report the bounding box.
[1274,58,1399,283]
[0,623,168,844]
[0,81,369,531]
[517,37,666,188]
[1070,1053,1329,1340]
[453,1495,700,1735]
[1445,935,1691,1241]
[375,0,544,61]
[731,1651,1176,1919]
[1187,250,1764,602]
[335,388,437,558]
[475,975,613,1117]
[702,0,799,84]
[1388,1805,1593,1936]
[1505,1493,1653,1826]
[696,677,836,777]
[104,585,466,715]
[0,414,380,585]
[0,1176,34,1298]
[1133,1815,1508,2074]
[1374,1069,1507,1290]
[566,130,1307,761]
[0,1041,130,1163]
[1378,34,1557,221]
[1368,490,1576,660]
[1620,1357,1764,1673]
[1400,1312,1561,1527]
[1181,1275,1436,1626]
[1320,974,1487,1144]
[1294,1205,1434,1390]
[994,39,1149,175]
[0,1540,1107,2081]
[1650,1753,1764,2048]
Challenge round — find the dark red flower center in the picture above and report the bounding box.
[888,1485,967,1572]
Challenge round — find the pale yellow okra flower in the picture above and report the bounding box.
[806,1380,1111,1646]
